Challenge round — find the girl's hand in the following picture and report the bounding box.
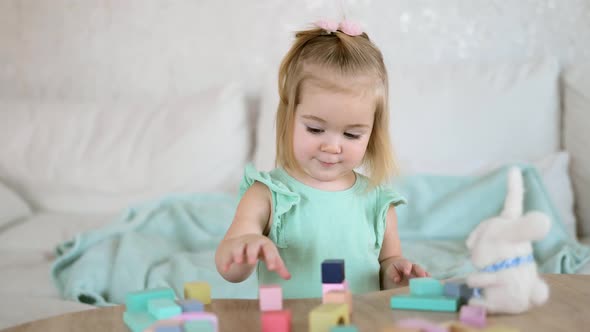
[386,257,430,284]
[218,234,291,280]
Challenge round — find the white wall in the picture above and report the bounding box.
[1,0,588,100]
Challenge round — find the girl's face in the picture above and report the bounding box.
[291,77,375,190]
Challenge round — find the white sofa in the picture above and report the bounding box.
[1,1,590,329]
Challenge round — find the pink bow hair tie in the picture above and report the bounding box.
[314,19,363,36]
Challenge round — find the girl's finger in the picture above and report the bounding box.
[261,243,291,280]
[412,264,428,277]
[389,264,402,282]
[231,242,246,265]
[246,241,262,265]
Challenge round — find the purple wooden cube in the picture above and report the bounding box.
[459,305,487,328]
[176,299,204,313]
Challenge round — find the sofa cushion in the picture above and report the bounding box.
[0,180,32,231]
[0,83,249,213]
[563,65,590,237]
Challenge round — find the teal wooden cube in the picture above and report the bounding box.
[184,319,216,332]
[125,287,176,313]
[123,312,156,332]
[409,277,443,296]
[148,298,182,320]
[390,294,459,312]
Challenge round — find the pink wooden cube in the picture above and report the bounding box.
[322,280,349,295]
[259,285,283,311]
[261,309,291,332]
[322,290,353,314]
[459,305,487,328]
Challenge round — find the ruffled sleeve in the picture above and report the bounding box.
[374,185,407,249]
[239,164,300,248]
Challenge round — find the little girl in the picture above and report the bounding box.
[215,20,428,298]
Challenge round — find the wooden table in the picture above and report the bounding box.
[3,274,589,332]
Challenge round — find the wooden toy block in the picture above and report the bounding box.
[459,305,487,328]
[261,309,292,332]
[443,282,481,304]
[390,294,459,312]
[148,298,182,320]
[178,312,219,330]
[322,290,353,314]
[259,284,283,311]
[154,326,183,332]
[330,325,359,332]
[321,259,345,283]
[125,287,176,313]
[396,318,448,332]
[309,303,350,332]
[122,312,156,332]
[176,299,204,312]
[144,321,184,332]
[322,281,349,296]
[183,319,216,332]
[410,277,444,296]
[184,281,211,304]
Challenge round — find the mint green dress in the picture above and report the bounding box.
[239,164,406,298]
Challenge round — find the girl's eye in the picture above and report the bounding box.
[306,126,324,134]
[344,132,361,140]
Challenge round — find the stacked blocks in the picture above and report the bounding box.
[410,277,444,296]
[323,290,353,314]
[321,259,352,316]
[124,287,177,332]
[148,298,182,320]
[443,282,481,306]
[390,277,459,312]
[259,285,283,311]
[459,305,487,328]
[261,310,292,332]
[123,282,217,332]
[259,284,291,332]
[184,281,211,304]
[322,259,345,284]
[176,299,204,313]
[183,319,215,332]
[309,303,350,332]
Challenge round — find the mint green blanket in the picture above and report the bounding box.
[51,166,590,306]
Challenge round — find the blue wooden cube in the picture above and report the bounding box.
[321,259,345,284]
[176,299,204,313]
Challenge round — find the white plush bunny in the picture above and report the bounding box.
[465,167,551,314]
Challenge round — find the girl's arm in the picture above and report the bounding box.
[378,205,429,289]
[215,181,291,282]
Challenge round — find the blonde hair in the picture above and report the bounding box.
[275,26,398,188]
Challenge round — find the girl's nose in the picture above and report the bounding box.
[320,141,342,154]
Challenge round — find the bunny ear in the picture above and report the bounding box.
[314,19,339,33]
[501,167,524,219]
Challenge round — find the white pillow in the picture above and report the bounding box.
[563,65,590,237]
[0,83,249,213]
[526,152,576,238]
[0,180,32,230]
[388,58,560,174]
